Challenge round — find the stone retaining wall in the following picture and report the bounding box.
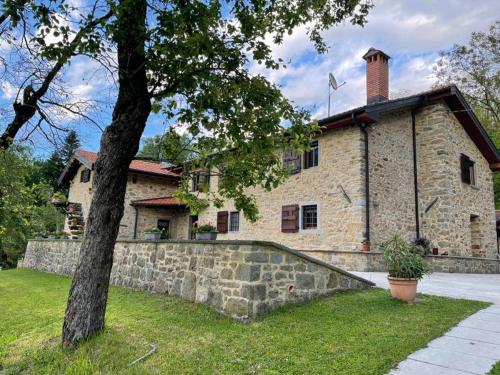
[19,240,373,320]
[301,249,500,274]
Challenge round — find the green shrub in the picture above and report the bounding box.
[193,223,217,233]
[381,234,430,280]
[144,227,161,233]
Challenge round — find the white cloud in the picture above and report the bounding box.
[247,0,500,118]
[1,81,18,100]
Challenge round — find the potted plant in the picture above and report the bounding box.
[51,192,67,207]
[144,227,161,241]
[160,229,171,240]
[194,223,218,240]
[382,234,430,304]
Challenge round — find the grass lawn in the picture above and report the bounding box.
[490,363,500,375]
[0,269,489,375]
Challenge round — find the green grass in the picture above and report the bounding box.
[0,269,489,375]
[490,362,500,375]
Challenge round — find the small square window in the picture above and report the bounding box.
[229,211,240,232]
[192,171,210,192]
[302,205,317,230]
[304,141,319,169]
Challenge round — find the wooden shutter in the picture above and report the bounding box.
[283,152,301,174]
[460,154,471,184]
[282,205,299,233]
[217,211,228,233]
[80,169,91,183]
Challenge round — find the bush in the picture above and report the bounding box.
[145,227,161,233]
[193,223,217,233]
[381,235,430,280]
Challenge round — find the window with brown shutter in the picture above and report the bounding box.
[283,152,301,174]
[217,211,228,233]
[282,205,299,233]
[80,169,91,183]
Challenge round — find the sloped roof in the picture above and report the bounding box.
[58,149,180,186]
[130,196,185,207]
[317,85,500,171]
[74,149,180,177]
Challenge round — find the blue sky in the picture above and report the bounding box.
[1,0,499,157]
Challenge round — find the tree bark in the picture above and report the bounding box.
[62,0,150,348]
[0,10,112,150]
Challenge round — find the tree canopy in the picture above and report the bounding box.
[434,20,500,206]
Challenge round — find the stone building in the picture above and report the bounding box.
[59,48,500,259]
[59,149,188,240]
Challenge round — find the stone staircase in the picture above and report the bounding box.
[66,202,84,237]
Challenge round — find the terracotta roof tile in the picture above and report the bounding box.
[75,149,180,178]
[130,196,185,207]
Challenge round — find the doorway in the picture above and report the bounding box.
[189,215,198,240]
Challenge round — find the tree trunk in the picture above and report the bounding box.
[62,0,150,348]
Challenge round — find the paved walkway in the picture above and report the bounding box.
[353,272,500,374]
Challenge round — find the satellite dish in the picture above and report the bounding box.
[327,73,346,116]
[329,73,338,90]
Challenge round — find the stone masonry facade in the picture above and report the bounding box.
[416,103,496,257]
[198,126,367,251]
[19,240,373,319]
[63,102,498,261]
[197,102,497,258]
[66,166,183,240]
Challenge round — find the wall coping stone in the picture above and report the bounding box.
[300,249,385,255]
[27,239,375,286]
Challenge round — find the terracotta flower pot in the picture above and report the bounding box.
[387,277,418,304]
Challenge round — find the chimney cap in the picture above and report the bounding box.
[362,48,390,61]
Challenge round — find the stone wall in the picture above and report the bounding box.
[299,249,500,274]
[198,126,367,251]
[368,110,416,248]
[135,207,190,240]
[19,240,373,320]
[119,174,179,239]
[416,103,497,257]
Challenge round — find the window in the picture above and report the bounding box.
[301,204,318,230]
[460,154,476,186]
[192,171,210,192]
[283,151,301,174]
[303,141,319,169]
[157,219,170,232]
[229,211,240,232]
[80,168,91,183]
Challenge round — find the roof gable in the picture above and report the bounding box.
[58,149,180,186]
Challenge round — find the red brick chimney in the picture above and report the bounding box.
[362,48,390,104]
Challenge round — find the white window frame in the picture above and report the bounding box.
[299,202,319,233]
[229,211,240,232]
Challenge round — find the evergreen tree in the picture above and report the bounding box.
[60,131,81,165]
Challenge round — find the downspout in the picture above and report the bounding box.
[411,109,420,239]
[133,206,139,239]
[353,113,370,251]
